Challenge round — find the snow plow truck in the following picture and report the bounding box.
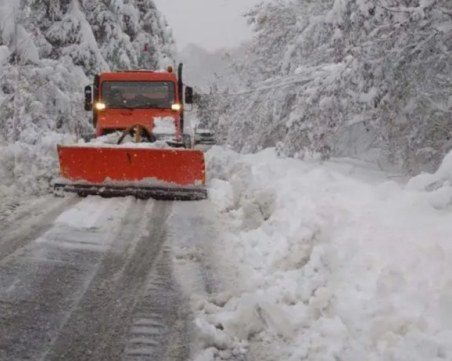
[54,64,207,201]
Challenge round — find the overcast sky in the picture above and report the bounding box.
[153,0,262,52]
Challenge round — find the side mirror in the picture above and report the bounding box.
[84,85,93,111]
[185,86,193,104]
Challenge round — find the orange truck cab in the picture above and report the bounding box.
[84,64,193,147]
[56,63,206,200]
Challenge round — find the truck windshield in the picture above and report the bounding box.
[101,81,176,109]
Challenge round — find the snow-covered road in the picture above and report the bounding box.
[0,195,219,361]
[1,146,452,361]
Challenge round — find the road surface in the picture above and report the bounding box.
[0,195,216,361]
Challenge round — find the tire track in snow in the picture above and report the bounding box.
[42,200,175,361]
[0,201,20,223]
[124,244,190,361]
[0,196,139,361]
[0,195,81,263]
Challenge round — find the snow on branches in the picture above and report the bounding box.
[0,0,175,195]
[210,0,452,174]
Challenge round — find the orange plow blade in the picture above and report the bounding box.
[54,145,207,200]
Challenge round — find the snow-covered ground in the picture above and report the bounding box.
[186,146,452,361]
[2,141,452,361]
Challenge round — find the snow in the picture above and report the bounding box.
[0,0,176,208]
[436,20,452,32]
[0,132,75,199]
[0,45,9,66]
[187,146,452,361]
[34,196,133,254]
[72,132,172,149]
[54,196,120,229]
[407,150,452,192]
[0,1,451,359]
[205,0,452,175]
[3,139,452,361]
[0,1,39,64]
[153,116,176,136]
[46,0,108,71]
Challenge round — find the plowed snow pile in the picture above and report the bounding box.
[197,146,452,361]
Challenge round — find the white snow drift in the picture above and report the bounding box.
[190,146,452,361]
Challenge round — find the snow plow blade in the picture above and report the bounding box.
[55,145,207,201]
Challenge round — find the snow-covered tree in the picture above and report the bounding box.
[0,0,175,195]
[210,0,452,173]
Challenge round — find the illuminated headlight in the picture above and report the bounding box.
[95,102,106,111]
[171,103,182,111]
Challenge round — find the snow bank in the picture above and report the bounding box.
[0,132,75,200]
[407,149,452,191]
[196,146,452,361]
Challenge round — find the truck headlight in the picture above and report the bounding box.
[95,102,106,111]
[171,103,182,111]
